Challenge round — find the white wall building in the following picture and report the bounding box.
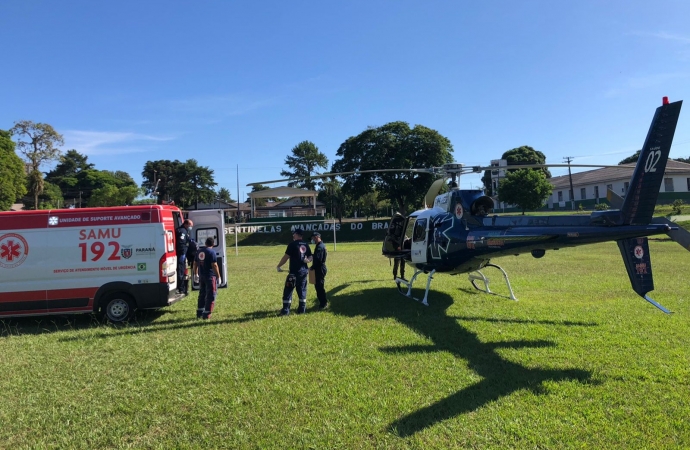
[547,160,690,209]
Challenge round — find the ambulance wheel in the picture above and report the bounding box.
[103,293,135,323]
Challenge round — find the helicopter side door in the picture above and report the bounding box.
[410,217,428,265]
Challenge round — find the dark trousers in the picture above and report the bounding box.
[197,275,217,319]
[282,270,308,308]
[314,267,327,307]
[393,258,405,279]
[177,254,187,292]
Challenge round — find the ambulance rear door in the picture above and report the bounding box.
[187,209,228,288]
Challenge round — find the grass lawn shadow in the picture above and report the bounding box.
[328,284,595,438]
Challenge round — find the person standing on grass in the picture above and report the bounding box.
[184,236,199,294]
[276,228,312,316]
[193,237,221,320]
[175,219,194,295]
[310,232,328,310]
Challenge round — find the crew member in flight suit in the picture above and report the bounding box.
[193,237,221,320]
[276,228,312,315]
[175,219,194,295]
[310,232,328,310]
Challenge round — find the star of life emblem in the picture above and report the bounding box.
[454,203,464,220]
[633,245,644,259]
[0,233,29,269]
[48,216,58,226]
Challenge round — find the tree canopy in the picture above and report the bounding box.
[0,130,28,211]
[482,146,551,195]
[331,122,454,214]
[10,120,64,209]
[217,187,233,203]
[497,168,552,214]
[247,184,275,206]
[619,150,641,165]
[141,159,217,208]
[45,150,139,207]
[280,141,329,191]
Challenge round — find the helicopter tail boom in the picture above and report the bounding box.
[620,99,683,225]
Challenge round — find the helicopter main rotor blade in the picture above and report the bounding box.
[247,168,437,186]
[464,163,622,173]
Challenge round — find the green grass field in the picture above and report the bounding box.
[2,241,690,449]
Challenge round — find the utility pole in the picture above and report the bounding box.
[563,157,575,210]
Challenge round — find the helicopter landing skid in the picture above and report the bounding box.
[395,269,436,306]
[468,263,518,301]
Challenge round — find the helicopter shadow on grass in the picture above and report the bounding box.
[328,283,596,438]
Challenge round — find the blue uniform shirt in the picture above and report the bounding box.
[285,240,312,273]
[195,247,217,278]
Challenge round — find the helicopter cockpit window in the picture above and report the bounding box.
[404,218,416,243]
[413,218,427,242]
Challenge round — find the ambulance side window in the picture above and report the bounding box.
[196,228,218,247]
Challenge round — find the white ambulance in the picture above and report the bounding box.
[0,205,227,322]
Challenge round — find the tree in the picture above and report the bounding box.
[45,149,95,204]
[482,146,551,195]
[0,130,27,211]
[217,187,234,203]
[247,184,275,206]
[142,160,183,204]
[675,156,690,164]
[497,168,552,214]
[23,180,64,210]
[10,120,64,208]
[141,159,217,208]
[45,153,139,207]
[619,150,641,165]
[331,122,454,214]
[280,141,329,191]
[318,178,343,220]
[175,159,217,209]
[88,184,140,207]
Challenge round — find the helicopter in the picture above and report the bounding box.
[250,97,686,313]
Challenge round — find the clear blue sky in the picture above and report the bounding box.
[2,1,690,201]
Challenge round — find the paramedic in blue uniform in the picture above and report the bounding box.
[276,228,312,315]
[185,238,199,294]
[310,232,328,310]
[192,237,221,320]
[175,219,194,295]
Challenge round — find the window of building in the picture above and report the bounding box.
[606,184,613,193]
[558,191,563,202]
[687,178,690,191]
[594,186,599,199]
[624,182,629,195]
[664,178,674,192]
[580,188,586,200]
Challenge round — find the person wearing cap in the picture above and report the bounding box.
[310,232,328,310]
[276,227,313,315]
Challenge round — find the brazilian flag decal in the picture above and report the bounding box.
[137,263,146,271]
